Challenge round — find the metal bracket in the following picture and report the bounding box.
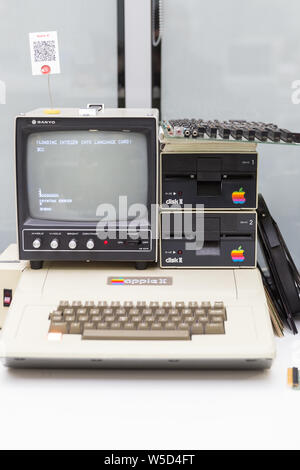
[87,103,105,112]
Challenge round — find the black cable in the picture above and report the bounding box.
[257,194,300,334]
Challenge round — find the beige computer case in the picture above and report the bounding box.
[0,244,28,328]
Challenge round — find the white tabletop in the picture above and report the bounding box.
[0,332,299,450]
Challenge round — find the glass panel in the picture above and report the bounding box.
[0,0,119,251]
[161,0,300,267]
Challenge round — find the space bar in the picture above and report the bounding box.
[82,329,190,340]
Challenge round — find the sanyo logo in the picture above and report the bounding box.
[165,257,183,264]
[32,120,56,125]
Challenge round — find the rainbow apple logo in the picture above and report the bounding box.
[231,246,245,263]
[232,188,246,205]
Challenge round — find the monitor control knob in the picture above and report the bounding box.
[68,239,77,250]
[86,239,95,250]
[32,238,41,249]
[50,239,59,250]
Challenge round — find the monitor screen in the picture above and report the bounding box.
[26,130,148,222]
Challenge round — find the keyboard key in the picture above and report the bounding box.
[158,316,168,323]
[168,308,179,316]
[51,314,64,322]
[201,301,211,309]
[90,308,100,316]
[64,308,74,315]
[124,322,135,330]
[104,315,115,323]
[77,308,87,315]
[131,316,142,323]
[165,321,176,330]
[118,316,128,323]
[65,314,76,322]
[82,329,190,340]
[69,322,81,334]
[214,301,224,309]
[116,308,126,316]
[205,322,225,334]
[145,316,155,324]
[155,308,165,316]
[172,316,181,323]
[182,309,192,317]
[83,322,94,330]
[49,322,68,334]
[178,322,189,330]
[103,308,113,315]
[97,322,108,329]
[142,308,152,316]
[210,315,225,323]
[195,310,208,321]
[78,314,89,323]
[195,308,205,316]
[129,308,140,316]
[191,323,204,335]
[49,310,63,319]
[151,322,162,330]
[137,322,149,330]
[210,308,227,320]
[111,322,121,329]
[85,301,95,307]
[90,315,101,323]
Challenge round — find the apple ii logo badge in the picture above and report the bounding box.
[107,277,173,286]
[232,188,246,205]
[231,246,245,263]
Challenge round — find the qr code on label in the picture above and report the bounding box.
[29,31,60,75]
[33,40,56,62]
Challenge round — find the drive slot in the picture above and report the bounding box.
[221,234,252,240]
[225,175,253,181]
[164,174,195,181]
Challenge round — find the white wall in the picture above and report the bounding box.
[0,0,118,251]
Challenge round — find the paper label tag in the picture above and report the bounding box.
[29,31,61,76]
[79,108,97,117]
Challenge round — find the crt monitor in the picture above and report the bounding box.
[15,108,158,269]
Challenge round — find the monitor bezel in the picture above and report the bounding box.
[15,116,157,262]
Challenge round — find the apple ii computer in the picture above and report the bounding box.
[0,108,275,369]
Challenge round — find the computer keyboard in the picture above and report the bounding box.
[48,301,227,340]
